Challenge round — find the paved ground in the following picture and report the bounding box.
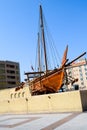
[0,112,87,130]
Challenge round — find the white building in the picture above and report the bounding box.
[67,58,87,90]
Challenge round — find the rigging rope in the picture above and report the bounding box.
[35,7,61,72]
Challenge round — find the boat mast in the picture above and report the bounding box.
[38,32,41,72]
[40,5,48,73]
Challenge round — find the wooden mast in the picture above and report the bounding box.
[38,32,41,72]
[40,5,48,73]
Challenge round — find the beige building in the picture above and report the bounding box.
[67,58,87,90]
[0,61,20,89]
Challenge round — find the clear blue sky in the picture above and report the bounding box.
[0,0,87,81]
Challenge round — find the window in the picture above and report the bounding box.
[79,69,82,72]
[14,93,17,98]
[7,76,15,79]
[79,66,82,72]
[10,94,13,99]
[0,75,6,79]
[6,64,15,68]
[84,64,87,68]
[80,73,83,77]
[16,65,19,69]
[84,68,87,71]
[0,64,5,68]
[22,92,25,97]
[80,78,83,81]
[7,70,15,74]
[81,82,84,85]
[7,81,16,85]
[0,82,6,85]
[16,71,19,74]
[16,77,19,80]
[18,92,21,98]
[85,72,87,76]
[0,69,5,73]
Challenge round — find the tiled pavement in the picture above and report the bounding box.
[0,112,87,130]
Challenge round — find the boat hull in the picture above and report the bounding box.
[30,69,64,95]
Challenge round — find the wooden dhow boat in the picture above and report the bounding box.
[15,5,86,95]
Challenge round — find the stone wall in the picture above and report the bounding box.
[0,84,87,114]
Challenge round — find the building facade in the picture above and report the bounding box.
[0,61,20,89]
[67,58,87,90]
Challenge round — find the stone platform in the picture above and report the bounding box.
[0,112,87,130]
[0,88,87,113]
